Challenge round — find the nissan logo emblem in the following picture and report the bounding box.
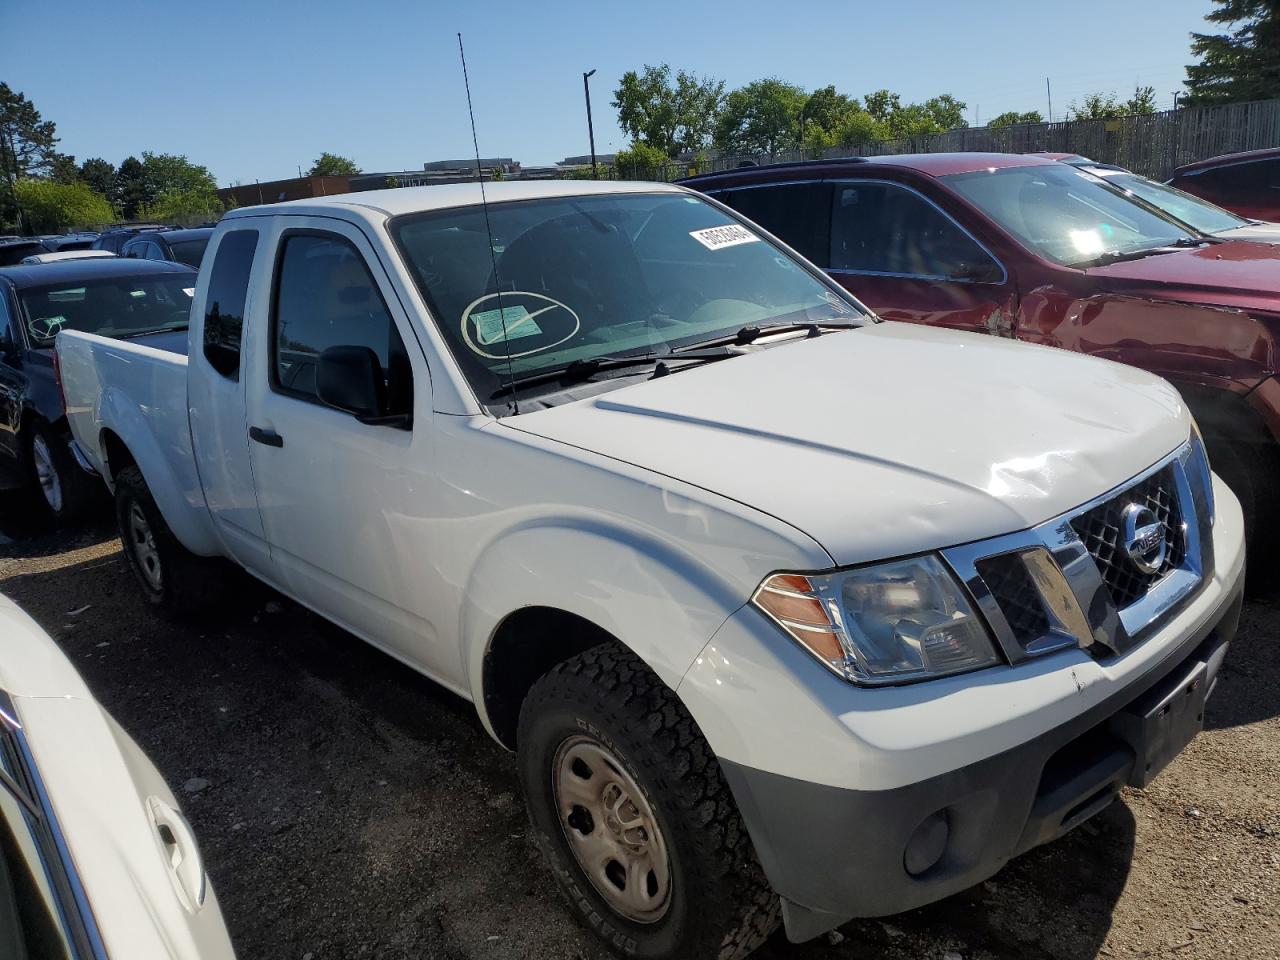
[1122,504,1167,575]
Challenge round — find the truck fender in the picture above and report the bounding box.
[97,387,221,557]
[461,517,748,740]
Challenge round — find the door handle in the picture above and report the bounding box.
[147,796,207,911]
[249,426,283,448]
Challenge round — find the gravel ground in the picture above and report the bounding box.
[1,501,1276,960]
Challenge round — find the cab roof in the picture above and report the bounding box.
[678,152,1053,188]
[0,256,195,289]
[1174,146,1280,176]
[223,179,686,221]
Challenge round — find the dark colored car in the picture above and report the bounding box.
[680,153,1280,538]
[1168,147,1280,223]
[0,239,54,267]
[92,225,167,255]
[0,258,196,522]
[122,227,213,268]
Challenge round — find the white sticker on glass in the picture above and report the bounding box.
[689,224,759,251]
[470,304,542,345]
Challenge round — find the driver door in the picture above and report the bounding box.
[243,218,457,681]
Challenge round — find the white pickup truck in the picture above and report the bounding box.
[57,181,1244,959]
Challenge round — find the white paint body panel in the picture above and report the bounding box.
[55,182,1237,801]
[0,595,235,959]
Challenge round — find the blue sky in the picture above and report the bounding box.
[5,0,1211,185]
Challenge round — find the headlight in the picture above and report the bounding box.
[752,554,1001,685]
[1188,417,1215,523]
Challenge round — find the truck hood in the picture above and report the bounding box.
[506,322,1190,567]
[1216,221,1280,244]
[1083,240,1280,310]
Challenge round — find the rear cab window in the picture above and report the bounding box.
[202,230,260,379]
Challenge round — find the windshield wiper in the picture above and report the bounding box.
[676,320,859,351]
[119,325,188,339]
[1082,236,1219,267]
[489,348,739,400]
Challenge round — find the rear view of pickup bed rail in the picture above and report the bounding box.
[57,180,1245,959]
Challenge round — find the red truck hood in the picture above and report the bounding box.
[1084,241,1280,314]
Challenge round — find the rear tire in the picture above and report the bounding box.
[517,644,779,960]
[25,423,92,526]
[114,464,223,618]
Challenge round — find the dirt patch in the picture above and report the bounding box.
[2,503,1276,960]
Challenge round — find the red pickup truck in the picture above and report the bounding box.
[681,153,1280,543]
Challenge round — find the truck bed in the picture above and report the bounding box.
[58,329,217,555]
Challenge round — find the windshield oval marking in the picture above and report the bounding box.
[461,292,581,360]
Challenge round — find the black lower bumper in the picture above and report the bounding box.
[720,584,1243,943]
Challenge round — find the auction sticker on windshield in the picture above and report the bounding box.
[471,304,542,346]
[690,224,759,251]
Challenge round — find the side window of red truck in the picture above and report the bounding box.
[830,182,1001,282]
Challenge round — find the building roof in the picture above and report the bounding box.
[223,179,686,220]
[0,256,196,288]
[1173,146,1280,177]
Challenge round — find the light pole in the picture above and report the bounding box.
[1172,91,1181,111]
[583,69,598,179]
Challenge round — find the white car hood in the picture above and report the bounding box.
[507,322,1190,566]
[1216,220,1280,244]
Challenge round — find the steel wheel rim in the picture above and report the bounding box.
[128,502,163,591]
[32,436,62,513]
[553,735,672,923]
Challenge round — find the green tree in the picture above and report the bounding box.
[308,152,361,176]
[614,142,670,180]
[1,83,60,230]
[714,78,807,159]
[14,179,115,232]
[798,86,863,150]
[138,187,224,223]
[1068,86,1158,120]
[832,111,889,148]
[1185,0,1280,106]
[116,156,147,220]
[140,151,217,200]
[612,64,724,157]
[48,153,80,184]
[862,89,902,124]
[79,158,117,202]
[987,110,1044,128]
[858,89,967,140]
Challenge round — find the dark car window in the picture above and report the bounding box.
[203,230,259,379]
[17,274,194,347]
[0,289,15,356]
[120,240,142,259]
[717,183,833,265]
[1185,157,1280,207]
[0,243,48,267]
[271,232,413,416]
[168,238,209,268]
[829,182,1001,280]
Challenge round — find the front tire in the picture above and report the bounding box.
[114,464,222,618]
[517,644,779,960]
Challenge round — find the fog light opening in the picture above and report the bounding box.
[903,810,950,877]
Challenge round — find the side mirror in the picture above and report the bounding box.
[317,345,410,428]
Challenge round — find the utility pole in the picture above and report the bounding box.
[1172,91,1181,111]
[583,69,599,179]
[1046,78,1054,123]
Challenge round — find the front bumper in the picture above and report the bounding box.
[722,590,1239,941]
[677,475,1246,942]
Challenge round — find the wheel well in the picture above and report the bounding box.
[1179,383,1274,446]
[482,607,621,750]
[100,429,135,483]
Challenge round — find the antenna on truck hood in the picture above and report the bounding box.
[457,33,518,414]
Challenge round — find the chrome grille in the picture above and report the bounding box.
[975,554,1050,647]
[944,440,1212,664]
[1069,465,1185,610]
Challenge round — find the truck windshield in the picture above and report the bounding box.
[389,191,867,402]
[1096,171,1249,235]
[943,164,1196,267]
[18,275,193,347]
